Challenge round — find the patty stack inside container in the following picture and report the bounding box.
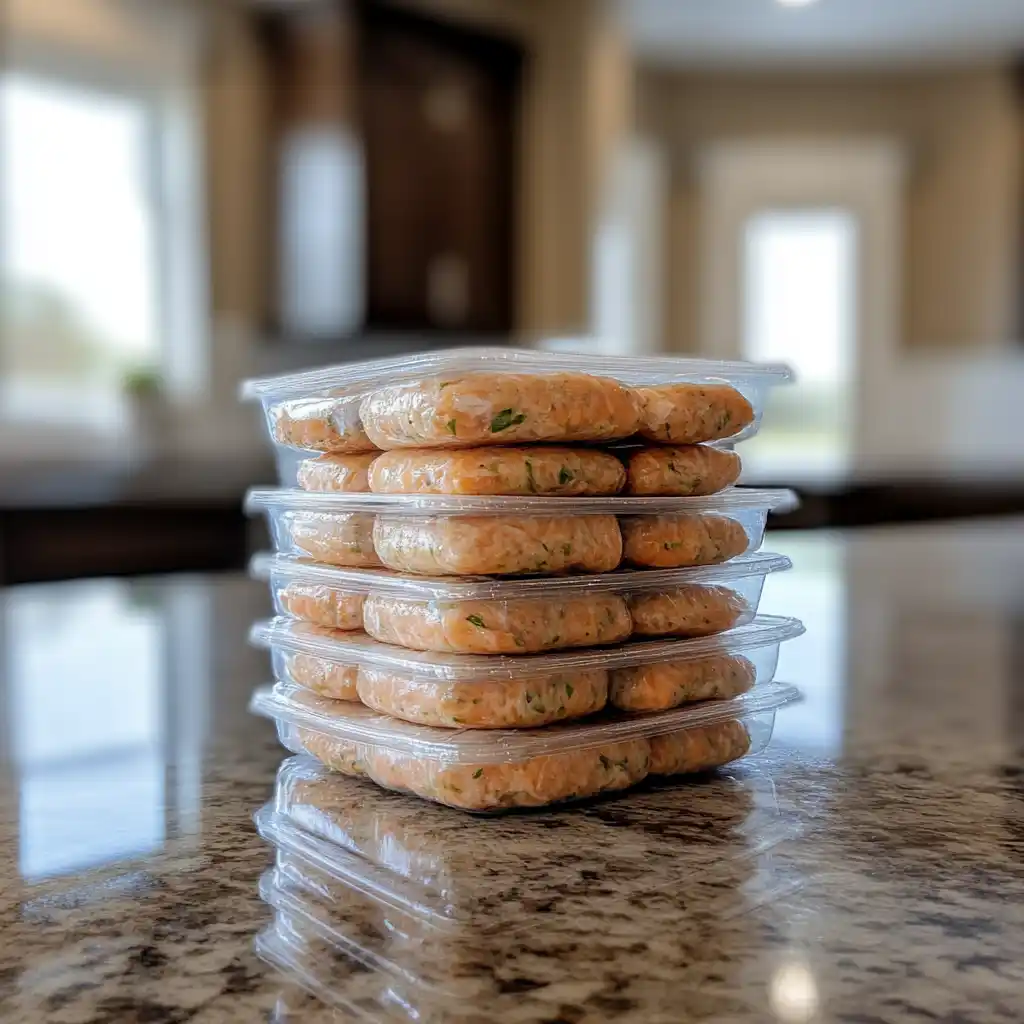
[242,348,805,812]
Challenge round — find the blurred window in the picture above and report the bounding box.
[0,71,162,434]
[741,208,856,478]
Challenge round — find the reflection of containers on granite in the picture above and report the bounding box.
[256,913,428,1024]
[252,760,793,1022]
[257,754,794,925]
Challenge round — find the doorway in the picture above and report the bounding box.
[698,139,905,482]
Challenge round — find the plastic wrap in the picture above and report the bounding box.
[252,549,788,652]
[362,592,632,654]
[282,640,361,701]
[242,347,793,457]
[273,511,381,568]
[647,719,752,775]
[609,653,756,711]
[627,583,751,637]
[296,452,377,492]
[246,488,796,576]
[277,582,365,631]
[269,395,378,454]
[294,728,365,774]
[355,665,609,728]
[620,512,752,568]
[364,737,649,810]
[372,513,623,576]
[635,383,755,444]
[368,446,626,495]
[625,445,741,497]
[252,680,792,810]
[360,373,641,449]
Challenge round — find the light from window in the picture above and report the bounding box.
[0,73,160,430]
[757,534,846,755]
[741,208,856,479]
[6,582,165,879]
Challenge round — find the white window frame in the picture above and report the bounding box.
[0,32,208,454]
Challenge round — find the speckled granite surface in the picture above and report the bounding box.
[0,521,1022,1023]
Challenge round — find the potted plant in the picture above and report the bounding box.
[122,366,166,458]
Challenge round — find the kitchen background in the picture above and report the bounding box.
[2,0,1024,584]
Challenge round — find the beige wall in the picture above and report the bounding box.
[638,65,1023,352]
[7,0,192,70]
[203,5,273,332]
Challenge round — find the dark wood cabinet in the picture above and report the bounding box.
[360,4,520,333]
[261,1,522,338]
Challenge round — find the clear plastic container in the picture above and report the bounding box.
[248,679,799,811]
[249,611,803,721]
[240,347,793,455]
[258,751,800,929]
[245,487,797,574]
[250,550,793,652]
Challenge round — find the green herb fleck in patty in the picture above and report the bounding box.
[490,408,527,433]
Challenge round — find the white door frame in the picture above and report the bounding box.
[697,138,906,469]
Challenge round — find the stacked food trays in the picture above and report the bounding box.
[243,347,805,812]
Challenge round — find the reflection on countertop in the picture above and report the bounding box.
[0,520,1022,1022]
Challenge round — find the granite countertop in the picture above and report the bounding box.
[0,520,1021,1023]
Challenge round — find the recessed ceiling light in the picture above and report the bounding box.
[776,0,819,7]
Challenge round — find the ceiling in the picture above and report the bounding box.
[623,0,1024,70]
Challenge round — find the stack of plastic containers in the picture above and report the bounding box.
[243,347,804,812]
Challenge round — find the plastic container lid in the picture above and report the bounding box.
[240,346,794,402]
[249,549,793,600]
[249,679,801,764]
[245,486,799,518]
[250,613,804,683]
